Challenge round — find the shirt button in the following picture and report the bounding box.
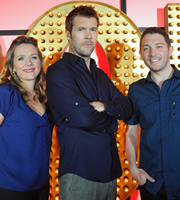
[99,97,102,100]
[75,102,79,106]
[107,112,110,115]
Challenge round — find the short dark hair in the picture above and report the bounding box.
[140,27,171,49]
[65,5,99,33]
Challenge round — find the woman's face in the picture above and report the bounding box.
[13,43,41,85]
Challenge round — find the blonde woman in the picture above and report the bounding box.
[0,36,52,200]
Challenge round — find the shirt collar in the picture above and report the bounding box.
[145,64,180,83]
[62,52,97,70]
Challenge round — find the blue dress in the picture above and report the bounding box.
[0,83,52,191]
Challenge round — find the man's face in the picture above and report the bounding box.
[139,33,173,73]
[66,15,98,59]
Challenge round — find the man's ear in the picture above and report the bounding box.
[65,30,71,41]
[139,50,143,60]
[169,45,173,57]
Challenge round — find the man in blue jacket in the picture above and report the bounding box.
[46,5,133,200]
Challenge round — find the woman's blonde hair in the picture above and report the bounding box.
[0,36,47,103]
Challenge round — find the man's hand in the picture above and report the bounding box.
[130,167,155,186]
[89,101,106,112]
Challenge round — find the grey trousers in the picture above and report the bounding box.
[59,173,117,200]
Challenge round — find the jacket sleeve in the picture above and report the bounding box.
[46,63,118,133]
[100,72,133,121]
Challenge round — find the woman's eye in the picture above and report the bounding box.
[32,56,38,60]
[17,57,24,61]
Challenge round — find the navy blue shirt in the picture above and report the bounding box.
[46,52,133,182]
[125,65,180,199]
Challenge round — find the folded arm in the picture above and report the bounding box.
[98,72,133,120]
[46,65,117,133]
